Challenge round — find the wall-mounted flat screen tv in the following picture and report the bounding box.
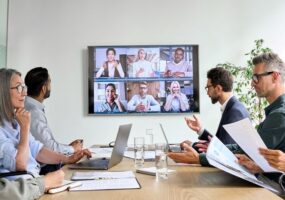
[88,45,199,115]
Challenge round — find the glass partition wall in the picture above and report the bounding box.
[0,0,8,68]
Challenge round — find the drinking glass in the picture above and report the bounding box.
[145,129,154,150]
[134,137,144,169]
[155,143,168,180]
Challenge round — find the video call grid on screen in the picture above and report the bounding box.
[88,45,199,115]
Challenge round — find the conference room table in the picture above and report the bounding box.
[40,157,281,200]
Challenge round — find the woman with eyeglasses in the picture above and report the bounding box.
[0,69,91,179]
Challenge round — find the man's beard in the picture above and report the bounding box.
[211,96,219,104]
[44,89,50,99]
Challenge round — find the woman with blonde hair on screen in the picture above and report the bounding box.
[164,81,189,112]
[132,48,154,77]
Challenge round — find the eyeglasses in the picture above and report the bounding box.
[252,71,275,84]
[204,85,213,92]
[10,84,28,93]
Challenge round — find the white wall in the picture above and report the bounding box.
[6,0,285,147]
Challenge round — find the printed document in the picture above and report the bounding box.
[223,118,279,172]
[88,147,113,158]
[69,171,140,191]
[71,171,135,180]
[206,136,278,193]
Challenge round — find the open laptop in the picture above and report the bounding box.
[68,124,132,170]
[159,123,182,152]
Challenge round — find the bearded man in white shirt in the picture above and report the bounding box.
[24,67,83,174]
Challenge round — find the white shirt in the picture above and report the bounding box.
[132,60,154,77]
[166,60,192,76]
[220,95,234,114]
[197,95,234,136]
[127,95,160,112]
[96,62,125,78]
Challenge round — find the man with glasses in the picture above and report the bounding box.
[24,67,84,174]
[168,67,249,165]
[233,52,285,192]
[127,81,160,112]
[169,53,285,189]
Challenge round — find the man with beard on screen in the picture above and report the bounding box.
[24,67,83,174]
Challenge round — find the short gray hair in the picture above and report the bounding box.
[252,52,285,83]
[0,68,21,125]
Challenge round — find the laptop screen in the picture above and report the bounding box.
[159,123,171,151]
[108,124,132,168]
[159,123,182,152]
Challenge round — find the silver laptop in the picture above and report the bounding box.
[159,123,182,152]
[69,124,132,170]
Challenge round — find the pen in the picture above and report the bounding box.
[58,161,63,170]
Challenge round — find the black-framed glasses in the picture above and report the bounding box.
[10,84,28,93]
[204,85,213,92]
[252,71,274,83]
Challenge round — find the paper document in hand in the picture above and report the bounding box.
[206,136,279,193]
[206,136,257,180]
[88,147,113,158]
[223,118,278,172]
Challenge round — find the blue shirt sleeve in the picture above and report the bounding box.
[29,134,43,159]
[0,129,17,171]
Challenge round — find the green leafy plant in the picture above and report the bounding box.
[217,39,271,126]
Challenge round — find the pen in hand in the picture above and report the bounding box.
[57,161,63,170]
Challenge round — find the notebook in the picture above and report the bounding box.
[159,123,182,152]
[47,180,82,194]
[136,167,176,176]
[68,124,132,170]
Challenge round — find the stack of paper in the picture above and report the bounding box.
[136,167,176,176]
[206,136,279,193]
[223,118,281,172]
[69,171,141,191]
[205,118,285,194]
[88,147,113,159]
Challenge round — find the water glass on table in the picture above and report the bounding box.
[145,129,154,150]
[155,143,168,180]
[134,137,144,169]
